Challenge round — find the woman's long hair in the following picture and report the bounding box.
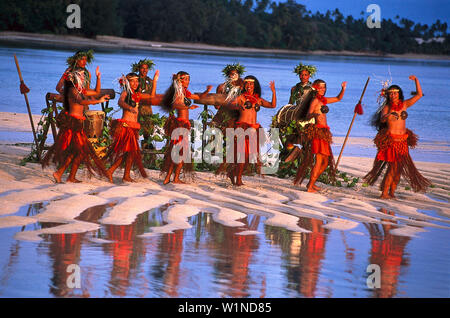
[161,71,189,113]
[370,84,404,131]
[63,80,75,112]
[242,75,262,96]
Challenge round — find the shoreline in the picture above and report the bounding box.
[1,31,449,61]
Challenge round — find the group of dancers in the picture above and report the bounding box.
[42,50,431,199]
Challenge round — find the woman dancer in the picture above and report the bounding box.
[42,70,110,183]
[105,73,149,183]
[364,75,431,199]
[161,71,212,184]
[220,75,277,186]
[294,79,347,192]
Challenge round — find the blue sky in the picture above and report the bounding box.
[273,0,449,27]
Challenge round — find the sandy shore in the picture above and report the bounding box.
[0,111,448,241]
[1,31,449,61]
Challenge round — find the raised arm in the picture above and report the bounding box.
[404,75,423,108]
[261,81,277,108]
[325,81,347,104]
[84,67,101,96]
[150,70,159,97]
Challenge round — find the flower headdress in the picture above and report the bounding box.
[66,50,94,68]
[293,63,317,77]
[64,69,87,95]
[118,73,142,106]
[221,63,246,77]
[131,59,155,73]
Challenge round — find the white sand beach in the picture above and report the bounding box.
[0,112,449,242]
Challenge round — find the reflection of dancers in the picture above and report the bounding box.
[152,229,185,297]
[104,217,146,297]
[46,231,84,297]
[209,214,260,297]
[364,209,411,298]
[265,217,329,297]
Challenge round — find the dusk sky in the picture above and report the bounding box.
[276,0,449,27]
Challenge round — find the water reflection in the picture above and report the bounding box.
[265,217,329,297]
[2,203,440,297]
[364,208,411,298]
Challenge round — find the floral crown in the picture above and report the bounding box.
[131,59,155,73]
[293,63,317,76]
[66,50,94,68]
[222,63,246,77]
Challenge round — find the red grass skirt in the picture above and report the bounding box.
[161,115,194,178]
[105,119,147,178]
[294,124,336,185]
[363,128,431,192]
[216,121,263,177]
[41,112,108,178]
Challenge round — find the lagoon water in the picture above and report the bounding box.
[0,43,449,298]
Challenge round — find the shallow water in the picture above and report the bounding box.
[0,203,448,298]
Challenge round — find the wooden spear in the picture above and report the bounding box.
[335,77,370,170]
[13,54,41,162]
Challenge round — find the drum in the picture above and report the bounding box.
[275,89,315,127]
[84,110,105,138]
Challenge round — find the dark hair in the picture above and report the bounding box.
[312,79,326,90]
[63,80,75,112]
[369,84,404,131]
[385,85,404,103]
[242,75,261,96]
[161,71,190,112]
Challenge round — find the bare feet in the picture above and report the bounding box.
[173,178,185,184]
[122,176,136,183]
[236,179,244,186]
[53,172,62,183]
[380,193,391,199]
[106,170,114,183]
[227,171,236,185]
[66,178,82,183]
[313,185,322,191]
[307,186,318,193]
[389,193,397,199]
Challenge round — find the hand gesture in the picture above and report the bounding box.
[409,75,417,81]
[153,70,159,82]
[99,94,110,103]
[341,81,347,89]
[95,66,101,78]
[206,85,213,92]
[269,81,276,92]
[189,105,199,110]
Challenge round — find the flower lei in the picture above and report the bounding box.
[390,100,403,112]
[243,92,259,104]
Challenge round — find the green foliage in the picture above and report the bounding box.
[1,0,447,55]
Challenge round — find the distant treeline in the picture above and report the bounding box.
[1,0,448,55]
